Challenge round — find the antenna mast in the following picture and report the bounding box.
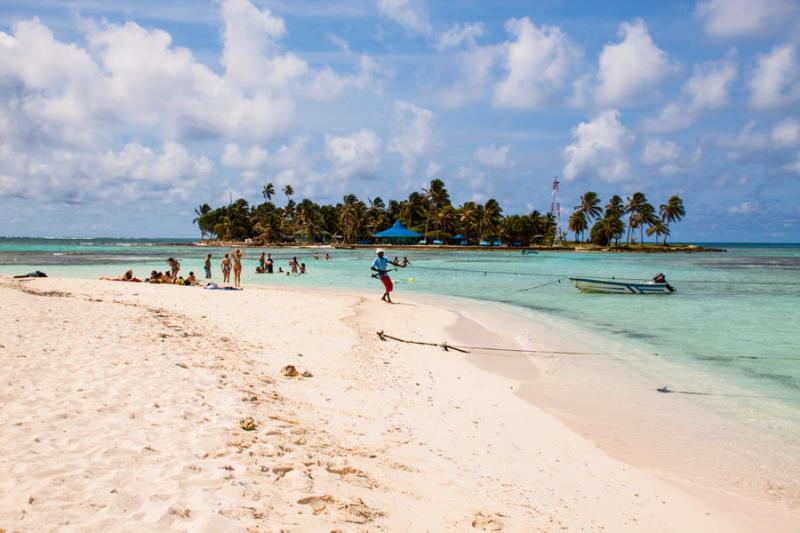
[549,177,562,246]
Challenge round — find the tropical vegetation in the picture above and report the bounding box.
[193,179,685,247]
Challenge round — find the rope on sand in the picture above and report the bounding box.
[375,331,800,361]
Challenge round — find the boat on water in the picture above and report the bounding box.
[521,249,538,256]
[569,277,676,294]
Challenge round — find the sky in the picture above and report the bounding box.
[0,0,799,241]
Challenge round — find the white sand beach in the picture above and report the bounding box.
[1,276,797,532]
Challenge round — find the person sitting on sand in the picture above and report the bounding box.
[101,270,140,282]
[187,271,197,285]
[221,253,231,284]
[162,271,173,283]
[167,257,180,278]
[204,254,212,279]
[371,248,403,303]
[232,249,244,287]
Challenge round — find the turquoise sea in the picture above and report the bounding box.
[1,239,798,396]
[2,237,799,495]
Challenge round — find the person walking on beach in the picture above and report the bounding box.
[371,248,402,303]
[204,254,212,279]
[167,257,180,278]
[233,249,244,287]
[221,253,232,284]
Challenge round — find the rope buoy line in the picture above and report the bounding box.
[377,331,800,399]
[411,264,800,287]
[375,331,800,361]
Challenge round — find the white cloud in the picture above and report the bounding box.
[595,19,675,107]
[696,0,798,39]
[786,153,800,173]
[221,144,269,170]
[473,144,511,168]
[437,22,484,49]
[0,141,211,203]
[644,53,737,132]
[388,101,437,177]
[642,139,680,165]
[772,119,800,147]
[325,129,382,178]
[749,44,800,110]
[641,139,687,176]
[220,0,305,92]
[493,18,579,110]
[308,55,382,102]
[727,202,759,214]
[0,1,388,209]
[438,43,501,109]
[563,109,634,182]
[376,0,431,35]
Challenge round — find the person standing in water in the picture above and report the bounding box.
[233,249,244,287]
[221,253,232,284]
[371,248,402,303]
[204,254,212,279]
[167,257,180,278]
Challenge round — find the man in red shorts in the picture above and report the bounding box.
[371,248,401,303]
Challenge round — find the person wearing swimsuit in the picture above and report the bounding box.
[221,253,232,284]
[233,249,244,287]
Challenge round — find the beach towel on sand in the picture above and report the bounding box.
[205,283,243,291]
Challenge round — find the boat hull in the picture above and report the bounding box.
[569,277,675,294]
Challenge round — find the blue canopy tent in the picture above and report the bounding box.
[372,220,422,244]
[452,234,468,245]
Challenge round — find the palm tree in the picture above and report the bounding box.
[262,183,275,202]
[659,195,685,245]
[605,195,624,217]
[481,199,503,239]
[339,194,365,243]
[458,201,480,243]
[367,197,387,234]
[423,178,451,242]
[576,192,603,222]
[193,203,212,239]
[624,192,647,244]
[647,219,670,245]
[283,184,294,203]
[568,211,588,243]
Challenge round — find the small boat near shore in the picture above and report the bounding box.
[569,277,676,294]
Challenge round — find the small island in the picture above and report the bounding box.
[192,179,721,252]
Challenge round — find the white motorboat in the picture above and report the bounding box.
[569,277,676,294]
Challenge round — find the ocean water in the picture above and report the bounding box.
[2,238,799,443]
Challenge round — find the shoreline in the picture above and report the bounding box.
[187,241,727,253]
[1,276,797,530]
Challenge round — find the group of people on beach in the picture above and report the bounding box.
[101,249,334,289]
[101,248,412,303]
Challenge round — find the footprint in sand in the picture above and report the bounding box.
[471,510,505,531]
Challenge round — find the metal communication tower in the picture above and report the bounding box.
[549,177,562,246]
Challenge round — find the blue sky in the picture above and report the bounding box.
[0,0,799,241]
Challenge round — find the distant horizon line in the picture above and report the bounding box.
[1,236,798,245]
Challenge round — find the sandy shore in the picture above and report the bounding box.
[0,276,795,531]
